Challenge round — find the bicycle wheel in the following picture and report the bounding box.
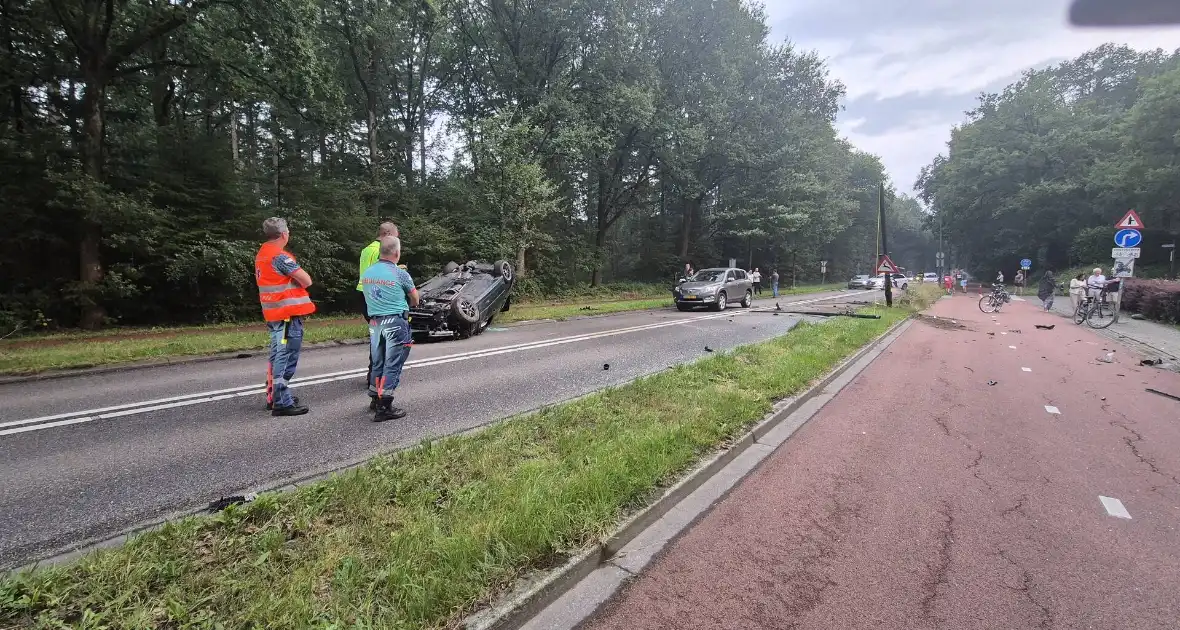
[1086,302,1118,329]
[979,295,998,313]
[1073,303,1087,325]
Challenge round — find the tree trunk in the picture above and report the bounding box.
[366,53,380,216]
[319,131,328,175]
[419,110,427,179]
[229,102,240,171]
[591,172,609,287]
[272,124,281,207]
[516,243,526,278]
[78,68,107,329]
[149,38,172,126]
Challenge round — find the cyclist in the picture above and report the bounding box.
[1086,267,1107,302]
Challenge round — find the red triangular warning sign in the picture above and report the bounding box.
[876,255,900,274]
[1116,209,1143,229]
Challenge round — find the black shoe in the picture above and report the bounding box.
[271,403,309,416]
[369,396,379,411]
[373,405,406,423]
[266,396,299,411]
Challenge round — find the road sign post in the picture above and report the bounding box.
[820,260,827,286]
[1109,210,1145,324]
[1164,242,1175,279]
[1113,229,1143,248]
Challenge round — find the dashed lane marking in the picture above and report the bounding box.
[1022,367,1032,372]
[1044,405,1060,414]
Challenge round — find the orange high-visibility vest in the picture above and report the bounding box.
[255,241,316,322]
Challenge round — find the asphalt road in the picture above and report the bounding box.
[586,295,1180,629]
[0,290,869,569]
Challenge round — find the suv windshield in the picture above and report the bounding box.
[691,269,726,282]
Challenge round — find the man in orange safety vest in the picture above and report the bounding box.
[255,217,316,416]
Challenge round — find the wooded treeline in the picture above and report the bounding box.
[1,0,933,331]
[918,44,1180,279]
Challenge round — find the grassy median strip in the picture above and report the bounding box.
[0,285,836,375]
[0,306,907,629]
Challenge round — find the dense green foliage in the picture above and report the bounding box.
[917,44,1180,279]
[1,0,934,332]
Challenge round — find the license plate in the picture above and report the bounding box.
[685,294,697,299]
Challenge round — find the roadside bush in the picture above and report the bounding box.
[897,283,943,311]
[1120,278,1180,323]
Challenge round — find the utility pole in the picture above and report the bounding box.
[879,182,892,307]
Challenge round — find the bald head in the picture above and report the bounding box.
[379,236,401,262]
[378,222,398,238]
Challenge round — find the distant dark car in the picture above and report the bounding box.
[847,274,871,289]
[673,267,753,311]
[409,260,515,339]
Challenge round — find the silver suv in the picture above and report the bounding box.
[674,267,754,311]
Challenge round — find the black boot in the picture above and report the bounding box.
[266,396,299,411]
[372,397,406,422]
[271,402,309,416]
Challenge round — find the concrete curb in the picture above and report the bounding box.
[462,315,914,630]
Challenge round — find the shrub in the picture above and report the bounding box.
[1120,278,1180,323]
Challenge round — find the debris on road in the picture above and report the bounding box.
[1146,388,1180,402]
[1034,324,1055,330]
[1008,329,1021,334]
[965,366,974,372]
[987,332,995,336]
[603,363,610,371]
[1097,352,1115,364]
[988,380,998,386]
[775,302,782,311]
[207,494,257,513]
[1131,313,1146,320]
[1140,358,1163,366]
[704,346,714,352]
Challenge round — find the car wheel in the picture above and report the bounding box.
[453,296,480,325]
[713,292,727,311]
[741,290,752,308]
[444,261,459,274]
[902,283,908,291]
[492,259,514,282]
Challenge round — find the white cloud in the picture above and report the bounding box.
[762,0,1180,194]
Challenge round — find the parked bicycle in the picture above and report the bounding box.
[1073,280,1120,329]
[978,283,1011,313]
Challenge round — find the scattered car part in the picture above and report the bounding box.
[1146,387,1180,402]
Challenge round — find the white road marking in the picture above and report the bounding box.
[1099,496,1132,519]
[1001,331,1008,335]
[1044,405,1060,414]
[1022,367,1032,372]
[1,291,870,437]
[1009,346,1017,349]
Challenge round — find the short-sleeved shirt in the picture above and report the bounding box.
[357,240,380,291]
[361,260,415,316]
[272,253,300,277]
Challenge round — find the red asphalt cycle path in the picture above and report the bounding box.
[585,295,1180,630]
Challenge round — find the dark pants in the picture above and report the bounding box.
[753,282,762,295]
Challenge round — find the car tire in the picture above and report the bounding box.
[453,296,480,325]
[741,290,752,308]
[492,259,514,282]
[444,261,459,274]
[713,292,727,311]
[901,283,908,291]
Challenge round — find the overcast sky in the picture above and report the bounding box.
[761,0,1180,196]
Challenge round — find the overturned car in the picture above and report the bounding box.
[409,259,515,340]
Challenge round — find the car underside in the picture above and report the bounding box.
[409,259,515,340]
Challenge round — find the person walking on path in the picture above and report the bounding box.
[1037,269,1057,311]
[255,217,315,416]
[358,221,398,385]
[943,272,953,295]
[958,270,968,294]
[751,268,762,295]
[1069,273,1086,312]
[771,269,780,297]
[361,236,420,422]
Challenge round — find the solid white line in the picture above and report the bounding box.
[1044,405,1060,414]
[1099,495,1132,519]
[1,291,870,436]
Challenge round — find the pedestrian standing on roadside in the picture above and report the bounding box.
[996,270,1005,285]
[361,236,419,422]
[943,272,953,295]
[1086,267,1107,301]
[1069,273,1086,312]
[1037,269,1056,312]
[771,269,780,297]
[256,217,315,416]
[358,221,399,385]
[751,267,762,295]
[958,271,967,294]
[1015,269,1025,295]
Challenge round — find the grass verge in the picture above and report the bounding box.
[0,305,909,629]
[0,285,835,375]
